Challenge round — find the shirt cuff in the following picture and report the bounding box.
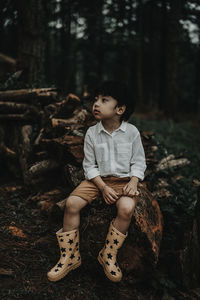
[130,169,145,181]
[85,168,100,180]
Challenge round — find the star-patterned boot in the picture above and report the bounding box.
[47,228,81,282]
[97,220,127,282]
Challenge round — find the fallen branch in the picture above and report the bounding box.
[27,159,60,178]
[156,154,190,171]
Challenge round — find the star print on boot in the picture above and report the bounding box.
[47,228,81,282]
[97,220,127,282]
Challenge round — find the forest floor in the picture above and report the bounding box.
[0,116,200,300]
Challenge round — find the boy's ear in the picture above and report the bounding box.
[116,105,126,116]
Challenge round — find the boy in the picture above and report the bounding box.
[47,81,146,282]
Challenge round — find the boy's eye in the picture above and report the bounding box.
[102,98,108,102]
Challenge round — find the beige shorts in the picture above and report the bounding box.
[69,176,137,203]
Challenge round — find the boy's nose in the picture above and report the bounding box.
[94,100,100,107]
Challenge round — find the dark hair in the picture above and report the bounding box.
[93,80,134,121]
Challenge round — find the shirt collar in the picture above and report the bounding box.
[97,121,127,134]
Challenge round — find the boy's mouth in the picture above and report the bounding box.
[93,109,100,114]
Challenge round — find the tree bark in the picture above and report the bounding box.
[16,0,47,84]
[136,0,145,107]
[165,0,182,118]
[158,0,167,111]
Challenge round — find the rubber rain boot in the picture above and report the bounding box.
[47,228,81,282]
[98,220,127,282]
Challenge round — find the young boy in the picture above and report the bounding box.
[47,81,146,283]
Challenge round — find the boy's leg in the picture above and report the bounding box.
[48,180,99,282]
[97,196,136,282]
[113,196,136,234]
[63,179,100,231]
[63,195,88,232]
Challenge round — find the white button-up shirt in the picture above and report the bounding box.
[83,121,147,181]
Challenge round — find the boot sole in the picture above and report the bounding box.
[97,253,121,282]
[47,260,81,282]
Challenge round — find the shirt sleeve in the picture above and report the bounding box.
[130,132,147,181]
[82,129,100,180]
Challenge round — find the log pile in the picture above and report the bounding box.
[0,87,163,276]
[0,89,93,184]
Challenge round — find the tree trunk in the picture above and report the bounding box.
[60,0,72,91]
[17,0,47,84]
[136,0,144,107]
[165,0,182,118]
[158,0,167,111]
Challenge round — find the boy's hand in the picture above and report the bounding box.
[123,177,139,197]
[101,185,119,205]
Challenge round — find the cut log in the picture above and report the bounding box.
[0,126,21,177]
[0,52,16,66]
[54,199,66,211]
[18,125,33,183]
[41,135,84,147]
[0,142,16,159]
[0,267,14,277]
[63,163,84,189]
[0,101,37,113]
[27,159,60,178]
[51,108,90,128]
[34,128,45,145]
[44,93,81,119]
[40,135,84,164]
[0,114,32,121]
[156,155,190,171]
[34,151,49,161]
[0,88,58,103]
[0,106,40,121]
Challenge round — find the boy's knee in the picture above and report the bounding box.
[117,197,136,219]
[65,196,81,214]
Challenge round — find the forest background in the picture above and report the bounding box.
[0,0,200,118]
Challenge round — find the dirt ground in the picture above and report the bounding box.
[0,176,199,300]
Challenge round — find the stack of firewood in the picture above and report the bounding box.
[0,89,94,185]
[0,88,56,178]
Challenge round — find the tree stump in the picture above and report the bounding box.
[60,164,163,277]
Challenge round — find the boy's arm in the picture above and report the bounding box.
[123,175,139,196]
[91,175,119,205]
[82,130,100,180]
[130,132,147,181]
[91,175,106,192]
[123,133,146,197]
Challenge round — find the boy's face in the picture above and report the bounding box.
[92,95,124,121]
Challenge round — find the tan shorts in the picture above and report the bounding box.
[69,176,137,203]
